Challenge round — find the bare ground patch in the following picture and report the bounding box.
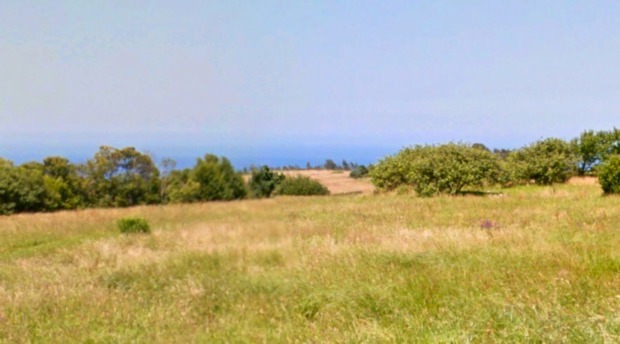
[278,170,375,195]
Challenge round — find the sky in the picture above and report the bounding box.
[2,1,620,168]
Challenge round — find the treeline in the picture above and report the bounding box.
[0,146,329,215]
[243,159,364,172]
[370,128,620,196]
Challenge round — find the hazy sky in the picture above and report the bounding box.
[2,1,620,166]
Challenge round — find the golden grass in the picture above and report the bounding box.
[0,183,619,342]
[279,169,375,194]
[568,176,599,185]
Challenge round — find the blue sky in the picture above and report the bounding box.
[2,1,620,167]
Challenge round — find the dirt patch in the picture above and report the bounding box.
[278,170,375,195]
[568,177,599,185]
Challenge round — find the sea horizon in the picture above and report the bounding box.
[1,143,404,170]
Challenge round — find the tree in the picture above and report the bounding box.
[507,138,576,185]
[324,159,338,170]
[572,130,607,176]
[342,160,350,170]
[593,128,620,168]
[0,160,48,214]
[598,155,620,194]
[370,143,501,196]
[168,154,246,203]
[158,158,177,203]
[81,146,161,207]
[0,159,21,214]
[368,149,417,191]
[248,166,285,198]
[42,156,84,210]
[191,154,246,201]
[166,169,199,203]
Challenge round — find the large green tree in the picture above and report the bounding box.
[191,154,246,201]
[569,128,620,176]
[81,146,161,207]
[168,154,246,203]
[507,138,576,185]
[41,156,85,210]
[370,143,501,196]
[0,160,48,214]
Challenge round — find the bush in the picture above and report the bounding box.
[507,138,576,185]
[370,143,501,196]
[167,154,247,203]
[274,176,330,196]
[368,149,419,191]
[248,166,285,198]
[349,165,369,179]
[117,217,151,234]
[598,155,620,194]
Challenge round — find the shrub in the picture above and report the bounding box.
[349,165,369,179]
[248,166,285,198]
[274,176,330,196]
[368,149,419,191]
[507,138,577,185]
[167,154,247,203]
[191,154,247,201]
[598,155,620,194]
[370,143,501,196]
[117,217,151,234]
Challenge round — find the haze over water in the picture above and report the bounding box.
[2,1,620,167]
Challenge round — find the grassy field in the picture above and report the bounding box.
[0,181,619,343]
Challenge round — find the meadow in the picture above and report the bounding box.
[0,177,618,343]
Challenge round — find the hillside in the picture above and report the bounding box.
[0,182,618,342]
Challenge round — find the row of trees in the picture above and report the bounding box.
[0,146,330,215]
[2,128,618,213]
[370,128,620,196]
[242,159,364,172]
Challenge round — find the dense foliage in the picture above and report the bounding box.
[0,147,249,215]
[0,159,46,214]
[166,154,247,203]
[572,128,620,176]
[597,155,620,194]
[2,127,619,213]
[274,176,330,196]
[370,143,501,196]
[248,166,285,198]
[81,146,161,208]
[507,138,576,185]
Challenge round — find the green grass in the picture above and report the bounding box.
[0,183,619,342]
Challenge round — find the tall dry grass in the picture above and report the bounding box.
[0,182,618,342]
